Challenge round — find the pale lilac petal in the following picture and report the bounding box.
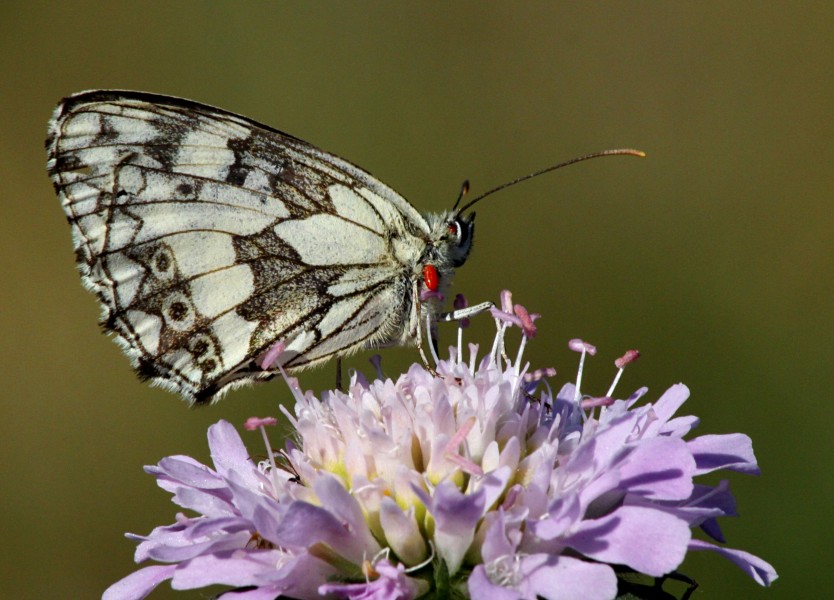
[207,420,253,477]
[225,462,275,509]
[171,550,284,589]
[688,539,778,586]
[319,559,428,599]
[618,437,695,500]
[524,554,618,600]
[270,500,357,557]
[627,481,738,538]
[266,551,341,597]
[469,555,617,600]
[566,506,691,577]
[688,433,760,475]
[131,521,194,562]
[468,567,522,600]
[379,498,428,565]
[659,415,700,437]
[313,473,381,560]
[149,455,225,489]
[224,473,282,534]
[574,470,623,517]
[170,486,236,516]
[644,384,690,434]
[188,516,253,539]
[184,549,334,598]
[147,530,251,562]
[528,495,584,541]
[102,565,176,600]
[479,511,515,563]
[574,410,639,466]
[417,480,486,575]
[478,466,513,510]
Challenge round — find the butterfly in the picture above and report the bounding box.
[47,90,642,405]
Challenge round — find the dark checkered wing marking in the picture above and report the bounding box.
[47,91,432,404]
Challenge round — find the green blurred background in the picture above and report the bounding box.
[2,2,830,598]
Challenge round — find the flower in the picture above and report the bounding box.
[104,292,777,600]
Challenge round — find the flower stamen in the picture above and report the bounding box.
[606,348,640,398]
[244,416,278,473]
[454,294,470,365]
[568,338,597,407]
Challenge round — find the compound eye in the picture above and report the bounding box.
[448,214,474,268]
[447,219,463,245]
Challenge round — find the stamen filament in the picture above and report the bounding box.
[490,319,507,365]
[259,425,277,473]
[606,368,624,399]
[426,311,441,365]
[457,325,464,365]
[574,348,587,406]
[514,334,527,373]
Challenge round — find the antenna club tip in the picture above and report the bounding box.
[612,148,646,158]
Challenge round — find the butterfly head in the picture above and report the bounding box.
[417,210,475,301]
[425,210,475,270]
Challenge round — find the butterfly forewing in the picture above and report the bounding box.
[47,91,431,404]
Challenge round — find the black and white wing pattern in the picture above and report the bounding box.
[47,91,437,404]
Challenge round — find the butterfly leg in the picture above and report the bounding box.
[415,312,439,376]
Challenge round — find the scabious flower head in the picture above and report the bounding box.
[104,292,777,600]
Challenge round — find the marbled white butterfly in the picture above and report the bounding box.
[47,90,641,405]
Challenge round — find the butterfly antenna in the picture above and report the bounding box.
[451,179,470,212]
[456,148,645,215]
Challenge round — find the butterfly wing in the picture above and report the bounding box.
[47,91,431,404]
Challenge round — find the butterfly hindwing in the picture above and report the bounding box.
[47,91,431,403]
